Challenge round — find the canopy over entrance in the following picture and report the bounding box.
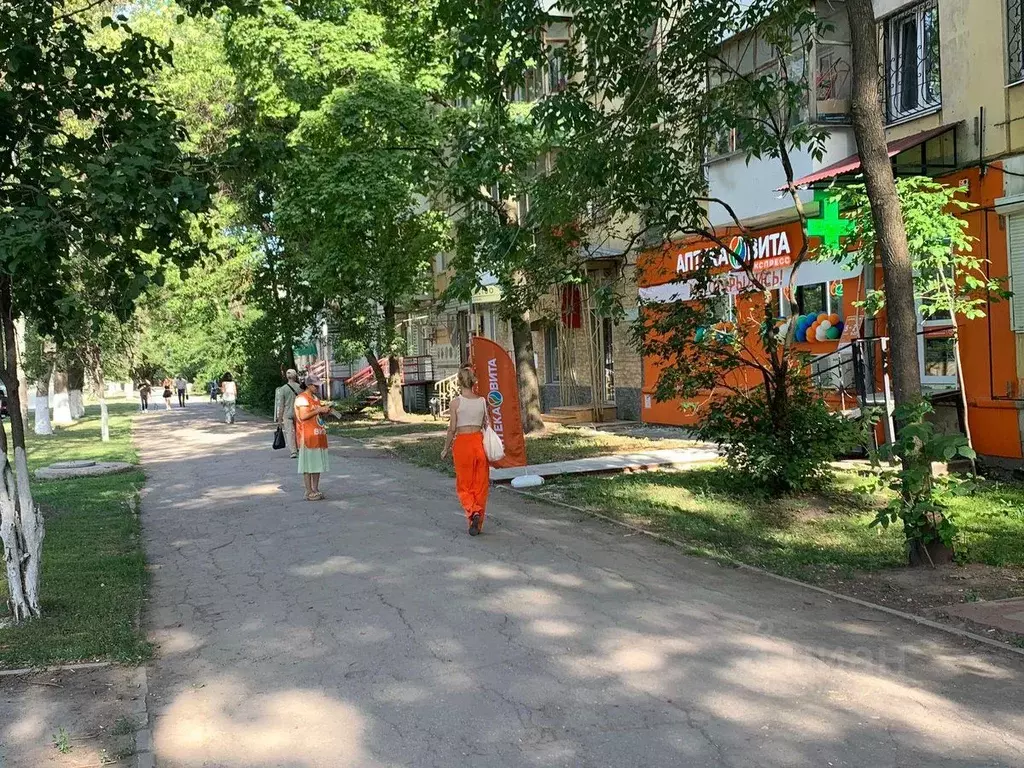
[789,123,959,189]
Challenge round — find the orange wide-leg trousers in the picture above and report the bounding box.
[453,432,489,526]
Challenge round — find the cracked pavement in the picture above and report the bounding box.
[138,404,1024,767]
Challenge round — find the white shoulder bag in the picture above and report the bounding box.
[481,397,505,463]
[483,426,505,463]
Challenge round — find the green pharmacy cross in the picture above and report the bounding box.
[806,190,855,249]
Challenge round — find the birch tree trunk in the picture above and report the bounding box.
[67,361,86,420]
[33,377,52,436]
[0,278,44,621]
[52,369,73,425]
[86,349,110,442]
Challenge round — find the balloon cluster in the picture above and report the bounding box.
[795,313,843,343]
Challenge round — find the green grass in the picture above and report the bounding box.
[333,422,447,440]
[0,402,148,667]
[946,481,1024,567]
[376,428,702,476]
[534,467,1024,581]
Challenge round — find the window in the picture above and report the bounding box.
[544,325,560,383]
[1006,213,1024,331]
[1010,0,1024,84]
[795,282,842,319]
[923,336,956,379]
[918,305,957,385]
[884,1,941,123]
[708,293,734,324]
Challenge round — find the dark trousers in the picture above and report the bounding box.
[177,389,186,407]
[140,394,149,411]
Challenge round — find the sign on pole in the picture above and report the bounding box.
[471,337,528,468]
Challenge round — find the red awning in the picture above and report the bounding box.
[789,124,957,189]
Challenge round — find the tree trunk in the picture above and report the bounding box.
[52,369,72,425]
[33,376,52,436]
[67,361,86,420]
[381,302,407,421]
[0,277,44,621]
[847,0,923,407]
[848,0,945,564]
[15,317,28,424]
[86,350,109,442]
[511,313,544,433]
[385,353,407,420]
[365,350,391,414]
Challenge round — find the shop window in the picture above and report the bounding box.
[883,0,941,124]
[1009,0,1024,85]
[922,336,956,380]
[545,325,560,383]
[708,293,734,323]
[919,303,957,385]
[795,282,842,318]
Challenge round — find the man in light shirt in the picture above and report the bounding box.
[274,369,302,458]
[174,376,188,408]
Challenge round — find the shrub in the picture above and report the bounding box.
[698,381,861,496]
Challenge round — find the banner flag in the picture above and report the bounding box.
[471,337,528,468]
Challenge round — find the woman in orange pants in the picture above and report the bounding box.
[441,366,490,535]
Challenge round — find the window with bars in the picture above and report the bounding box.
[883,0,941,123]
[1010,0,1024,84]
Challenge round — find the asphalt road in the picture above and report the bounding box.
[137,404,1024,767]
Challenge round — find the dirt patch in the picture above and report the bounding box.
[0,665,142,767]
[810,562,1024,646]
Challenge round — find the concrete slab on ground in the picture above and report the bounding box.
[489,447,721,482]
[135,403,1024,768]
[944,597,1024,635]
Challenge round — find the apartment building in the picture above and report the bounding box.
[638,0,1024,464]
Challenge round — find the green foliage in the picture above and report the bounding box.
[866,401,978,558]
[278,71,445,356]
[821,177,1008,320]
[132,199,259,384]
[0,0,213,341]
[698,382,861,496]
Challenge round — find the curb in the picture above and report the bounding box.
[504,486,1024,660]
[133,665,154,768]
[0,660,112,677]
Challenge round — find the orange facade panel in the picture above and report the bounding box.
[638,164,1023,460]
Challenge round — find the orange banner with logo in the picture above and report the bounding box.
[471,337,528,468]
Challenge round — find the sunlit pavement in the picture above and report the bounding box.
[136,403,1024,768]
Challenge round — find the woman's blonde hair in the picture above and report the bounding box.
[457,366,477,389]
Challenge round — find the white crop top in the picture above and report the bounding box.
[455,396,486,428]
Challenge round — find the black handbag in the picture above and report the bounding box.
[272,425,286,450]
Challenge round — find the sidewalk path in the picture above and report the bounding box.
[137,404,1024,768]
[489,447,720,482]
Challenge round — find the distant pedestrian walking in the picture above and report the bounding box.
[441,366,490,536]
[208,380,218,402]
[139,380,152,412]
[162,378,173,410]
[274,369,302,459]
[294,373,331,501]
[220,373,237,424]
[175,376,188,408]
